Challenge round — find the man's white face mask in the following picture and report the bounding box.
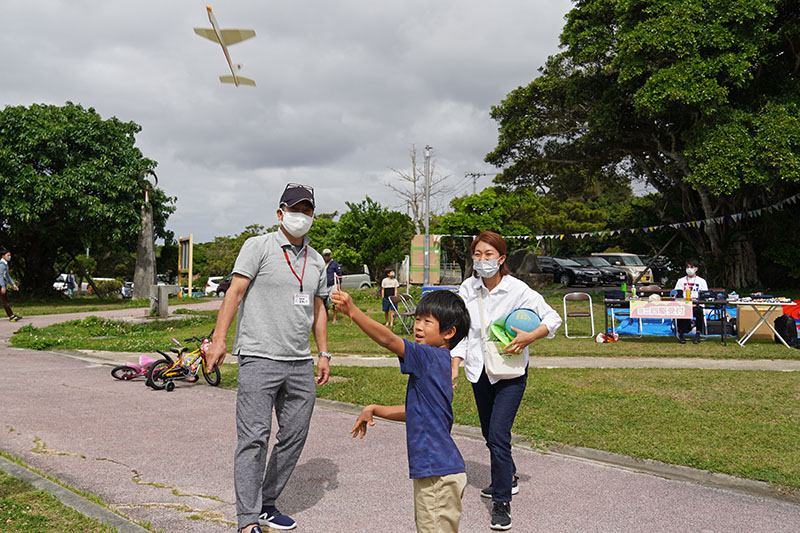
[280,209,314,238]
[685,267,697,277]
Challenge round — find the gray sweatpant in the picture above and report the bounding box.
[235,355,316,529]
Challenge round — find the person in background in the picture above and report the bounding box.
[0,250,22,322]
[673,259,708,344]
[381,267,400,328]
[322,249,343,323]
[66,269,78,298]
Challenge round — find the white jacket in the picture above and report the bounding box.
[451,274,562,384]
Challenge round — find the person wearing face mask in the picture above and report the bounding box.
[0,250,22,322]
[381,267,400,327]
[450,231,561,530]
[204,183,331,533]
[673,259,709,344]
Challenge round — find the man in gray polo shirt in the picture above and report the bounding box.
[205,183,330,533]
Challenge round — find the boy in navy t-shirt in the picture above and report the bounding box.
[331,289,471,533]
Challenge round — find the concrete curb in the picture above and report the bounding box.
[315,398,800,507]
[537,444,800,506]
[0,455,149,533]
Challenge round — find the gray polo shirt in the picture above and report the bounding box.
[232,231,327,360]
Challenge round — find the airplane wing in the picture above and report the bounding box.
[219,29,256,45]
[193,28,220,43]
[220,75,256,86]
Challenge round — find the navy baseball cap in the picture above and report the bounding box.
[279,183,315,209]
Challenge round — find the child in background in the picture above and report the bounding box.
[332,289,470,533]
[381,268,400,328]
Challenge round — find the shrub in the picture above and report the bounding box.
[93,279,123,297]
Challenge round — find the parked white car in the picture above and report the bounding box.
[205,276,224,295]
[339,264,372,289]
[52,273,88,293]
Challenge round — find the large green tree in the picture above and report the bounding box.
[438,186,613,276]
[486,0,800,287]
[333,197,414,280]
[0,102,175,291]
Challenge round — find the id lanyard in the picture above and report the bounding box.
[283,246,308,292]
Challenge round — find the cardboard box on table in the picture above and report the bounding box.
[736,305,783,340]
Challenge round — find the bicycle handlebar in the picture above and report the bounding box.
[183,329,215,344]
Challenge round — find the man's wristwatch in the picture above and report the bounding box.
[318,352,332,359]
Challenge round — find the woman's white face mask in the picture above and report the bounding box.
[474,259,500,278]
[280,209,314,238]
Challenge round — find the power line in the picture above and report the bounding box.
[464,172,498,194]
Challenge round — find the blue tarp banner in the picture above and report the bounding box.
[608,306,738,337]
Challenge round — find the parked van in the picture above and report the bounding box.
[590,252,653,284]
[339,264,372,289]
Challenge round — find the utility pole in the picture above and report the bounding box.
[423,145,432,286]
[465,172,498,195]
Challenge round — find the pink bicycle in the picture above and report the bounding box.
[111,354,162,380]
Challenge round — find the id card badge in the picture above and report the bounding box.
[294,293,311,306]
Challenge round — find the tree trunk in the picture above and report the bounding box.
[133,204,157,299]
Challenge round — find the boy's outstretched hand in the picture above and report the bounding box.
[349,406,375,439]
[330,290,353,318]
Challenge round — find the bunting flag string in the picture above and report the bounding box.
[437,192,800,242]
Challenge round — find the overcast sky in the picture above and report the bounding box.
[3,0,573,242]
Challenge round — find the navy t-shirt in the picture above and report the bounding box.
[400,339,466,479]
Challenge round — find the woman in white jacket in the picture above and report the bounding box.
[450,231,562,530]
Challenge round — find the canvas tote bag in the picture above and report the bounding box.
[477,287,526,379]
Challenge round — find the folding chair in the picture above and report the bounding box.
[563,292,595,338]
[389,294,416,335]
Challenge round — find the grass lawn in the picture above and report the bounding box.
[10,287,799,360]
[0,469,117,532]
[276,365,798,494]
[8,286,800,495]
[8,294,207,317]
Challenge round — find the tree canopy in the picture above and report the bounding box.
[485,0,800,286]
[332,197,415,279]
[0,102,175,290]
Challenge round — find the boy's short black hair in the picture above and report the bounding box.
[414,290,470,349]
[686,258,700,268]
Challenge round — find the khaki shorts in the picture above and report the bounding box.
[413,471,467,533]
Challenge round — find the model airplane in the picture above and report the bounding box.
[193,5,256,87]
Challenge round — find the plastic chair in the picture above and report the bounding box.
[563,292,595,338]
[389,294,416,335]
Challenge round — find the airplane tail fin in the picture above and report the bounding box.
[220,75,256,87]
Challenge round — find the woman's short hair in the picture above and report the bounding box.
[470,231,511,277]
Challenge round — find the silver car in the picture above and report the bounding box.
[339,264,372,289]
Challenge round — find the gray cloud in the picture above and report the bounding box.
[3,0,573,241]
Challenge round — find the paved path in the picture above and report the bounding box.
[1,304,799,532]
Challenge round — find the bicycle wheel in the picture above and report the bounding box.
[147,360,172,390]
[111,365,138,380]
[202,362,221,386]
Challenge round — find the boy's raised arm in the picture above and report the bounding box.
[331,290,406,357]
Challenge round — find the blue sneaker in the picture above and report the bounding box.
[258,506,296,530]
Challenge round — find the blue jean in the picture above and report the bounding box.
[471,368,527,503]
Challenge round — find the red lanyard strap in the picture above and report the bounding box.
[283,246,308,292]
